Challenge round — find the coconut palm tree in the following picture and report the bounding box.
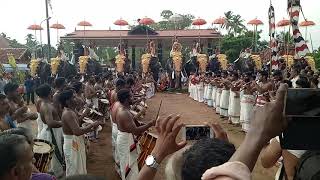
[222,11,247,37]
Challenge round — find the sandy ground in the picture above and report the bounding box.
[30,92,277,180]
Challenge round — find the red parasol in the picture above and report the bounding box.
[248,18,263,52]
[213,17,225,25]
[192,18,207,26]
[277,18,290,27]
[114,19,129,49]
[248,18,263,26]
[299,20,316,43]
[114,19,128,26]
[139,17,155,25]
[77,21,92,27]
[27,24,43,31]
[50,23,66,42]
[299,20,315,27]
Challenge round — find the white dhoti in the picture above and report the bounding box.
[63,135,87,176]
[203,84,208,103]
[116,131,139,180]
[110,115,120,175]
[207,85,213,107]
[212,87,217,108]
[193,84,199,101]
[220,89,230,117]
[215,89,221,114]
[197,83,204,103]
[240,95,255,132]
[36,112,43,138]
[38,124,64,178]
[228,91,241,124]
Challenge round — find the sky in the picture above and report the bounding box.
[1,0,319,50]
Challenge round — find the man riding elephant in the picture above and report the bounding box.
[141,40,160,82]
[168,41,183,89]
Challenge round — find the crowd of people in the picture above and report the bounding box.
[0,60,319,180]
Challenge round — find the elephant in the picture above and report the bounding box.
[184,56,198,77]
[149,56,161,83]
[57,61,77,80]
[36,61,51,84]
[234,54,255,73]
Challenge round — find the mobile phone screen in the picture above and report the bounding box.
[184,126,212,141]
[285,88,320,117]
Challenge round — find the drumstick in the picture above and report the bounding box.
[155,100,162,121]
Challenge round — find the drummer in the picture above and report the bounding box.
[59,89,101,176]
[115,89,156,180]
[85,76,99,110]
[110,79,126,106]
[36,84,64,178]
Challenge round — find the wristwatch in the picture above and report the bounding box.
[145,154,159,169]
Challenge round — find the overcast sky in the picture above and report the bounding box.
[1,0,319,49]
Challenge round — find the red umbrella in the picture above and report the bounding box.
[139,17,155,25]
[114,19,129,48]
[248,18,263,26]
[192,18,207,26]
[114,19,128,26]
[277,18,290,27]
[50,23,66,42]
[248,18,263,52]
[299,20,315,43]
[213,17,225,25]
[27,24,43,31]
[77,21,92,27]
[77,20,92,38]
[192,18,207,42]
[299,20,315,27]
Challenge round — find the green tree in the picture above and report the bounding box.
[0,32,25,48]
[160,10,173,20]
[149,10,194,30]
[222,11,247,37]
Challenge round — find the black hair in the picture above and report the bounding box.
[296,76,310,88]
[35,84,52,98]
[181,138,236,180]
[117,88,131,104]
[3,82,19,95]
[273,70,282,77]
[284,80,293,88]
[126,77,135,87]
[72,82,82,93]
[0,134,28,177]
[54,77,66,89]
[259,70,269,78]
[58,90,74,108]
[116,78,126,88]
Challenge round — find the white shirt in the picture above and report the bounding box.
[291,75,299,88]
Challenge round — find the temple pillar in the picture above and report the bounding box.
[207,39,213,56]
[131,45,136,70]
[157,41,163,66]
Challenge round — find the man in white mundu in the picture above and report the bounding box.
[85,77,99,109]
[219,72,230,118]
[239,73,256,132]
[115,89,156,180]
[227,73,241,125]
[196,74,205,103]
[59,90,101,176]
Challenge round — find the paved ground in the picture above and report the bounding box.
[85,92,277,180]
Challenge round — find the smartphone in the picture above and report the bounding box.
[182,125,214,141]
[280,88,320,150]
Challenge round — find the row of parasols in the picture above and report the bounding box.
[27,16,316,44]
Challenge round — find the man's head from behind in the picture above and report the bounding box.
[181,138,235,180]
[4,82,19,100]
[58,89,75,108]
[117,88,132,105]
[35,84,52,99]
[54,77,66,90]
[0,134,33,180]
[115,78,126,92]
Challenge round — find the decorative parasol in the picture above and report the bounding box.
[50,22,65,42]
[213,17,225,25]
[299,20,315,44]
[114,18,129,50]
[277,18,290,27]
[192,18,207,42]
[248,18,263,52]
[139,17,155,41]
[77,20,92,40]
[169,14,184,38]
[27,24,43,58]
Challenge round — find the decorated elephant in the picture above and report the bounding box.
[141,40,159,81]
[234,49,255,73]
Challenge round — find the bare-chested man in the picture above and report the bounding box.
[253,70,273,107]
[110,78,126,106]
[4,82,37,130]
[85,76,98,109]
[59,89,100,176]
[0,94,12,131]
[52,77,66,117]
[35,84,64,178]
[116,89,155,180]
